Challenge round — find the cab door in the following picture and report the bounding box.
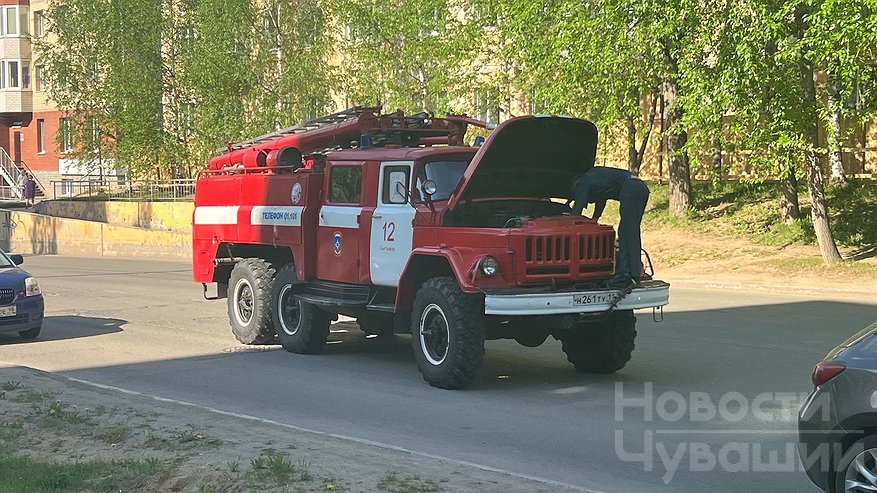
[317,163,363,283]
[369,161,415,287]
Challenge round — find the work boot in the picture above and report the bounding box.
[607,273,635,290]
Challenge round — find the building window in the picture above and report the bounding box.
[4,6,16,36]
[19,7,27,35]
[60,118,73,152]
[21,62,28,89]
[33,10,44,38]
[7,61,18,88]
[37,119,44,153]
[1,6,29,37]
[35,65,45,91]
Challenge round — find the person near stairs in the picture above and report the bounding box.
[23,173,36,208]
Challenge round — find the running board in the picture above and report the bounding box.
[366,303,394,313]
[295,293,365,308]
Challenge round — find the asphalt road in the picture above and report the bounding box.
[1,255,874,492]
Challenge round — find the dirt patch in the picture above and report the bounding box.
[642,226,877,299]
[0,365,581,493]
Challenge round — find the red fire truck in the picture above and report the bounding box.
[193,107,669,389]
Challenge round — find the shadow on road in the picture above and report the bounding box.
[0,315,126,344]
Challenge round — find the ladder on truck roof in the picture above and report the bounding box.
[226,106,382,151]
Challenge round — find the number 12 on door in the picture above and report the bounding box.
[382,221,396,242]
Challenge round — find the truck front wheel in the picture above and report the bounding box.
[272,265,331,354]
[558,310,636,373]
[410,277,486,389]
[227,259,276,345]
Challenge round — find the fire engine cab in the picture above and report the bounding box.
[192,107,670,389]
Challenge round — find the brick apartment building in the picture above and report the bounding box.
[0,0,101,199]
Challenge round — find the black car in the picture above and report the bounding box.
[799,321,877,493]
[0,251,44,339]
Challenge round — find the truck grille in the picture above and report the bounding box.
[0,289,14,305]
[521,232,614,281]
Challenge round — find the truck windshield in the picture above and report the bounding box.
[419,160,470,201]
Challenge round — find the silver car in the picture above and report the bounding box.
[799,321,877,493]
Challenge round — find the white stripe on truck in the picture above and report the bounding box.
[194,206,239,225]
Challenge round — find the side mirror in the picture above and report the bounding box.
[392,181,409,204]
[9,254,23,265]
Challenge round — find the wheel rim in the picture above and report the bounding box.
[277,284,302,336]
[233,278,254,326]
[419,303,450,366]
[845,448,877,492]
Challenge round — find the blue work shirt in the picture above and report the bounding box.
[572,167,633,218]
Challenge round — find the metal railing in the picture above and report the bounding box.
[0,148,23,200]
[0,185,19,201]
[51,179,196,201]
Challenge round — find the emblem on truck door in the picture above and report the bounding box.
[291,182,302,204]
[333,232,343,255]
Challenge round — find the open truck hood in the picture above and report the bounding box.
[447,115,598,210]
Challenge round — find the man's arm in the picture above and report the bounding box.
[592,199,606,222]
[572,176,590,216]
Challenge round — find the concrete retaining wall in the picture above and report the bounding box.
[0,209,192,260]
[34,201,194,233]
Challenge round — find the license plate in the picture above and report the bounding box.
[572,292,620,306]
[0,305,16,317]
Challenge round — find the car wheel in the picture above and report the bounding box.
[410,277,486,389]
[836,435,877,493]
[557,310,636,373]
[18,326,41,340]
[271,264,331,354]
[227,259,276,344]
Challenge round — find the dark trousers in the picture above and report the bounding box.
[616,178,649,280]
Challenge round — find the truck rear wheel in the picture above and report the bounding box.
[227,259,276,345]
[558,310,636,373]
[410,277,486,389]
[272,265,331,354]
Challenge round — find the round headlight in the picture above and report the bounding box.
[481,256,498,276]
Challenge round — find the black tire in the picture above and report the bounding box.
[558,310,636,373]
[410,277,486,389]
[835,435,877,493]
[18,326,41,340]
[227,259,276,345]
[271,264,331,354]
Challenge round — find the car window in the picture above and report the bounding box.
[417,160,470,201]
[328,165,362,204]
[0,252,14,268]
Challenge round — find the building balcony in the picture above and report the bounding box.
[1,37,31,59]
[0,89,33,113]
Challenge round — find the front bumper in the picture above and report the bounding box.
[482,280,670,315]
[0,295,44,333]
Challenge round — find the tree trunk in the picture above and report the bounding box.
[826,74,847,186]
[780,166,800,223]
[663,79,690,215]
[626,118,638,174]
[634,94,659,178]
[797,6,843,263]
[662,41,690,215]
[711,138,723,181]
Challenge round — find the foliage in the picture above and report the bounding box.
[39,0,335,178]
[332,0,475,115]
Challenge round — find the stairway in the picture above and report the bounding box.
[0,146,46,201]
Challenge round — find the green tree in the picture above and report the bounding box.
[39,0,166,177]
[332,0,475,115]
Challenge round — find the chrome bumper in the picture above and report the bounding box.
[482,281,670,316]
